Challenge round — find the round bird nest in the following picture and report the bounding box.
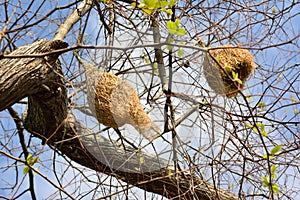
[203,45,255,97]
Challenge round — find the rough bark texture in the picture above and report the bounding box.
[0,40,238,200]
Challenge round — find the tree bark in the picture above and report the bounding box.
[0,40,238,200]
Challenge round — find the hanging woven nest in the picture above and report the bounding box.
[85,69,159,140]
[94,72,153,129]
[74,50,160,141]
[203,45,255,97]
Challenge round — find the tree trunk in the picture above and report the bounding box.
[0,40,238,200]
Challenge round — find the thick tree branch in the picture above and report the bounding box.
[0,39,68,111]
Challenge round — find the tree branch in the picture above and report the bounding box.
[53,0,94,41]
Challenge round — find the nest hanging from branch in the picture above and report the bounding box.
[203,45,255,97]
[94,72,153,129]
[84,67,159,141]
[74,50,160,141]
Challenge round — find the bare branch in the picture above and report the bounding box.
[53,0,94,41]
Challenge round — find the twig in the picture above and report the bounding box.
[54,0,94,41]
[7,107,37,200]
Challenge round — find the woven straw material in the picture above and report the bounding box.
[203,45,255,97]
[93,72,153,131]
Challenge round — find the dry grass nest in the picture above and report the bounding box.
[94,72,153,129]
[203,45,255,97]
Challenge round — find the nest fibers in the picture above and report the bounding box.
[85,67,160,141]
[203,45,255,97]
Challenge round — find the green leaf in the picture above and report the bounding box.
[262,154,267,159]
[166,19,186,36]
[176,28,186,36]
[272,183,280,193]
[271,165,276,174]
[177,48,184,57]
[236,79,243,84]
[139,156,144,164]
[26,154,33,162]
[261,130,268,137]
[252,126,259,134]
[257,123,264,130]
[23,165,30,175]
[132,0,177,15]
[224,63,232,71]
[144,0,158,8]
[131,2,137,7]
[290,95,296,102]
[138,2,146,8]
[153,62,159,75]
[24,154,39,175]
[169,0,176,6]
[134,167,140,171]
[26,154,38,165]
[166,45,173,51]
[247,96,252,102]
[277,73,283,79]
[263,154,274,160]
[292,109,299,115]
[144,58,150,64]
[166,21,177,34]
[175,18,181,26]
[263,145,282,160]
[164,8,173,15]
[142,8,153,15]
[244,122,253,129]
[271,172,277,179]
[270,145,282,155]
[231,71,243,84]
[232,71,238,79]
[256,123,268,136]
[262,176,280,193]
[261,176,269,187]
[257,102,266,111]
[168,169,172,177]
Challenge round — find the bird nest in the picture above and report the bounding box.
[203,45,255,97]
[94,72,153,129]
